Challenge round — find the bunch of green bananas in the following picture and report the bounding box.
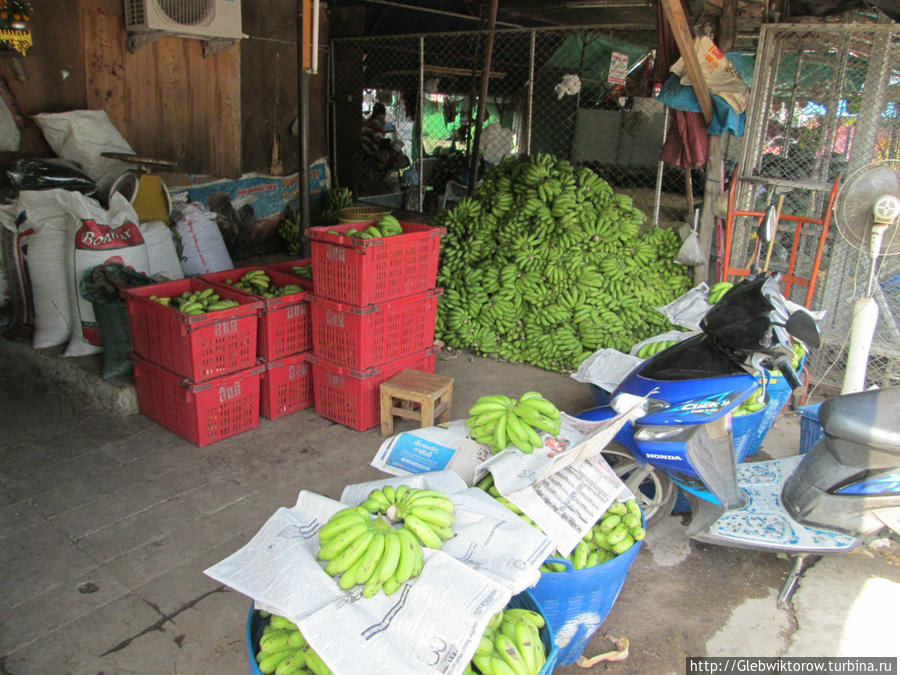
[475,474,644,571]
[223,270,303,299]
[360,484,456,550]
[466,607,547,675]
[277,207,304,257]
[467,392,561,455]
[317,486,455,597]
[708,281,734,304]
[317,187,355,226]
[290,264,312,280]
[150,288,240,316]
[431,153,692,372]
[635,339,678,359]
[254,612,332,675]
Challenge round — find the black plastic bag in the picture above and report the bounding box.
[7,158,97,196]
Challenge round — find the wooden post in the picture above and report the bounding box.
[659,0,713,125]
[694,0,738,285]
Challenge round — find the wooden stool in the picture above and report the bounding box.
[380,370,454,436]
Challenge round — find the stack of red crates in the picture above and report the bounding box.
[303,220,445,431]
[124,278,265,447]
[200,266,314,421]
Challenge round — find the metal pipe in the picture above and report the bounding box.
[418,36,425,211]
[328,39,337,187]
[468,0,500,196]
[300,71,311,257]
[524,29,535,155]
[360,0,522,28]
[653,107,669,227]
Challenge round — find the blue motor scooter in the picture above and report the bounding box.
[579,272,900,603]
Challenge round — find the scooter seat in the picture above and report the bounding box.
[819,387,900,453]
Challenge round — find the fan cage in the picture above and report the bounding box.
[125,0,216,28]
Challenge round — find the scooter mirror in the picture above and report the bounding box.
[785,310,821,349]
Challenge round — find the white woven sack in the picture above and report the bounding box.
[139,220,184,281]
[15,190,74,348]
[174,203,233,276]
[54,191,150,357]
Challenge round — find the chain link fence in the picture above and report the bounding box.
[727,23,899,391]
[330,23,700,229]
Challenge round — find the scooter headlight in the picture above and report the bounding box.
[611,394,670,415]
[634,424,695,442]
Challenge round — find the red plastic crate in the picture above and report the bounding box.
[308,221,444,307]
[260,351,314,420]
[200,267,312,361]
[309,346,438,431]
[125,278,261,383]
[132,354,262,447]
[267,259,314,291]
[309,288,441,370]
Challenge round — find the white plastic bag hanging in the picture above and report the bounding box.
[675,208,705,267]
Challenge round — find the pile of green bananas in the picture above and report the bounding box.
[467,392,561,455]
[708,281,734,304]
[317,485,455,597]
[290,264,312,281]
[465,607,548,675]
[635,339,679,359]
[150,288,240,316]
[223,270,304,299]
[541,499,644,572]
[475,474,643,571]
[326,214,404,240]
[431,152,692,372]
[254,612,332,675]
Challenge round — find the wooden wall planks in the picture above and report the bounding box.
[81,0,241,177]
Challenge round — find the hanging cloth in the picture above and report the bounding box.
[654,0,709,169]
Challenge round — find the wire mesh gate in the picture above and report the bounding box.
[329,23,701,229]
[727,22,899,391]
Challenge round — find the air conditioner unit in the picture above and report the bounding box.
[124,0,242,40]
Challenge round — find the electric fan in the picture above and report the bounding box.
[832,159,900,393]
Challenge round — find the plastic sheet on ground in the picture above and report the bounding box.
[205,470,554,675]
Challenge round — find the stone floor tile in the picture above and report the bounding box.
[28,462,148,518]
[47,478,174,539]
[0,564,130,654]
[0,521,98,610]
[1,592,164,673]
[0,499,45,540]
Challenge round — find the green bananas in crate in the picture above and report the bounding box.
[469,607,548,675]
[291,264,312,280]
[150,289,240,316]
[254,612,332,675]
[466,391,561,455]
[332,215,404,240]
[635,339,679,359]
[223,270,304,299]
[475,474,643,570]
[708,281,734,304]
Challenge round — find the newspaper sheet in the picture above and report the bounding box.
[475,396,647,556]
[370,423,488,483]
[205,475,554,675]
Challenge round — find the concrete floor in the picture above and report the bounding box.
[1,338,898,675]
